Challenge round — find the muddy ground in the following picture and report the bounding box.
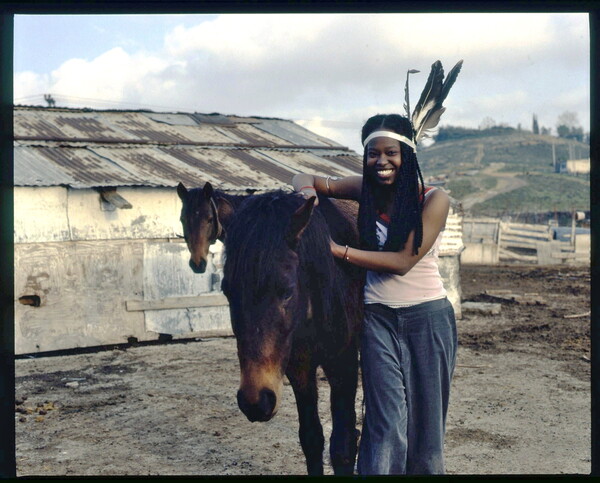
[15,264,591,476]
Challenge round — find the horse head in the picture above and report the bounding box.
[177,181,235,274]
[222,193,317,422]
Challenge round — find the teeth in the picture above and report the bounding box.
[377,169,393,175]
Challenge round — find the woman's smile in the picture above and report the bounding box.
[375,167,395,180]
[366,133,402,185]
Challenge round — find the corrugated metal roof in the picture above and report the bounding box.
[14,146,78,187]
[252,119,344,148]
[143,112,200,127]
[14,106,362,190]
[16,145,147,188]
[256,149,360,178]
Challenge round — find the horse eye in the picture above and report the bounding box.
[279,287,294,301]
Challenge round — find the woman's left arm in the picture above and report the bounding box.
[331,189,450,276]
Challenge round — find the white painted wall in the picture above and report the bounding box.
[14,187,231,354]
[15,186,183,243]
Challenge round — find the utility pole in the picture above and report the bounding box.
[571,209,576,248]
[552,141,556,172]
[568,142,573,160]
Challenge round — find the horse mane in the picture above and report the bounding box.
[214,190,248,209]
[184,187,247,208]
[224,191,361,343]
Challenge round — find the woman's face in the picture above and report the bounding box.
[365,133,402,186]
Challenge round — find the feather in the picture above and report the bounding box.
[403,68,420,119]
[411,60,463,143]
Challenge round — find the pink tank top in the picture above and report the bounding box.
[363,188,447,307]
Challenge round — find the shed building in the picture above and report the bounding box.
[14,106,462,355]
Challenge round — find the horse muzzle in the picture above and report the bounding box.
[237,387,278,422]
[189,257,207,274]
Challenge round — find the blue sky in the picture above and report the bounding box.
[13,13,590,154]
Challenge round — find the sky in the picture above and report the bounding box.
[13,13,590,154]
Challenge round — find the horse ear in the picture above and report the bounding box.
[203,181,214,199]
[286,196,316,250]
[177,182,188,201]
[216,197,236,237]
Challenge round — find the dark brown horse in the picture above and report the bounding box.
[177,181,247,273]
[220,191,363,475]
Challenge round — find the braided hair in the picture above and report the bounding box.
[357,114,425,255]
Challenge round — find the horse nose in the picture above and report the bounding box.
[237,388,277,422]
[189,258,207,274]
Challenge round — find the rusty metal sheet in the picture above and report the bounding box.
[14,145,78,187]
[14,108,140,142]
[257,149,360,178]
[88,146,290,190]
[141,112,237,144]
[190,113,236,125]
[142,112,200,127]
[100,111,200,144]
[15,145,144,188]
[14,107,359,190]
[319,153,363,174]
[158,147,294,190]
[88,145,213,188]
[253,119,345,148]
[214,123,291,147]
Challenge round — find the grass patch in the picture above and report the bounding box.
[480,176,498,190]
[471,173,589,216]
[445,178,475,200]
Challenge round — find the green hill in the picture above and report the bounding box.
[417,128,590,217]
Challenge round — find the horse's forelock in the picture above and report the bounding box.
[224,192,306,293]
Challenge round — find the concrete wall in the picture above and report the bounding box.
[14,187,230,354]
[460,242,499,265]
[14,186,183,243]
[15,187,465,353]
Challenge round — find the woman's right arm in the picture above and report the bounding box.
[292,173,362,202]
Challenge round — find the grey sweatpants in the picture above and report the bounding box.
[357,297,458,475]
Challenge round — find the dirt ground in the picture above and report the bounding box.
[14,264,591,476]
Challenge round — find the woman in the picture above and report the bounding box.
[291,113,457,475]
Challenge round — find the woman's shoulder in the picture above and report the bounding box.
[422,186,450,214]
[422,186,447,202]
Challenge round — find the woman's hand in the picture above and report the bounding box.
[330,239,344,259]
[298,186,319,205]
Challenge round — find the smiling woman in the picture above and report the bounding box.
[289,57,467,475]
[292,112,455,475]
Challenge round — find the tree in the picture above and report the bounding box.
[479,117,496,130]
[556,111,583,141]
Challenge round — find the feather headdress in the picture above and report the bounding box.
[407,59,463,146]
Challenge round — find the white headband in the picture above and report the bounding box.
[362,130,417,152]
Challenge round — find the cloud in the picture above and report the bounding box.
[14,71,50,101]
[13,12,589,142]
